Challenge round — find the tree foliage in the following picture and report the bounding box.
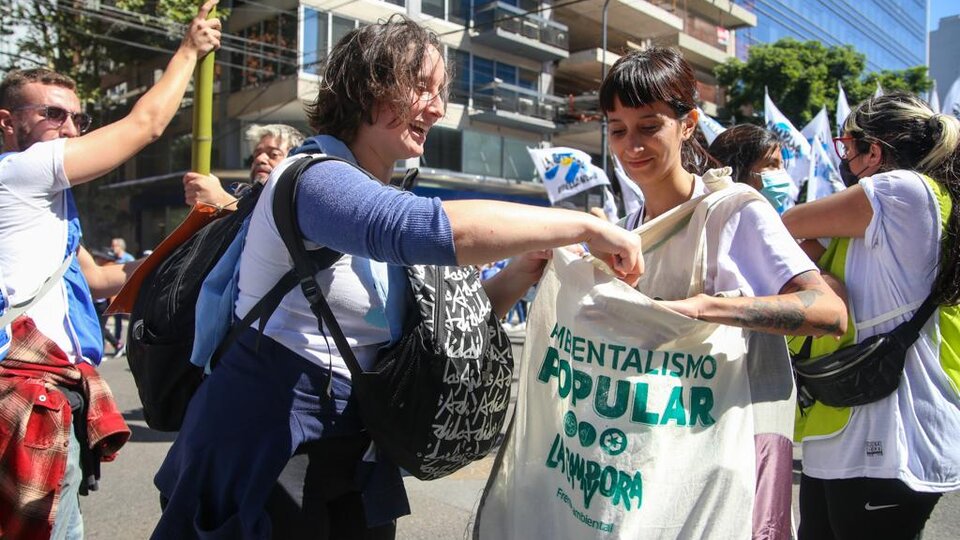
[715,38,932,126]
[1,0,212,104]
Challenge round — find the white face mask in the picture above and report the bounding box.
[758,169,793,214]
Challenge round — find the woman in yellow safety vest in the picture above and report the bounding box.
[782,92,960,540]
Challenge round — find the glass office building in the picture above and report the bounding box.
[734,0,927,71]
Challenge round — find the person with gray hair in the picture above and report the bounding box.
[182,123,306,208]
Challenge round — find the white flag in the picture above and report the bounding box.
[612,156,645,217]
[837,82,851,136]
[527,147,610,204]
[943,76,960,119]
[601,186,619,222]
[764,90,808,204]
[802,106,839,168]
[806,133,845,203]
[929,80,941,114]
[874,82,884,98]
[696,107,726,145]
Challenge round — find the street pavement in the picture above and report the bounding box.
[84,335,959,539]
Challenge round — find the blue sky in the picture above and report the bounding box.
[929,0,960,31]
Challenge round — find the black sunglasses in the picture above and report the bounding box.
[15,104,92,133]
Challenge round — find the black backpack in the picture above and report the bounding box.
[126,158,346,432]
[126,184,263,431]
[274,155,515,480]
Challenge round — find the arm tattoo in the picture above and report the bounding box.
[796,289,823,308]
[732,298,805,331]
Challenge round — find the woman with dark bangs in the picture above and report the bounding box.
[151,15,643,540]
[597,47,846,538]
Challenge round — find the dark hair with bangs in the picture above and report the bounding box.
[708,124,781,186]
[599,47,714,174]
[306,15,446,143]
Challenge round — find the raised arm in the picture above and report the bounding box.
[63,0,221,185]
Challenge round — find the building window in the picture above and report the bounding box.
[423,0,445,19]
[422,126,463,172]
[450,49,471,105]
[502,137,535,180]
[301,9,361,76]
[230,8,298,90]
[463,131,503,177]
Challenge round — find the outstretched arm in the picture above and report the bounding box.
[781,185,872,240]
[64,0,221,185]
[658,270,847,337]
[78,246,142,298]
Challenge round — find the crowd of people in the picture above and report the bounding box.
[0,4,957,540]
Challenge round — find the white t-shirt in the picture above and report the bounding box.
[234,157,391,379]
[0,139,82,362]
[625,176,816,297]
[801,170,960,493]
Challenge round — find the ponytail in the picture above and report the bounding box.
[846,92,960,304]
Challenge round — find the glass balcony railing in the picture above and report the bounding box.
[473,1,569,50]
[472,80,565,122]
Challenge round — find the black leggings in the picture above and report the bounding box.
[799,474,941,540]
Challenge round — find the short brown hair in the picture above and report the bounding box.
[306,15,446,143]
[0,68,77,110]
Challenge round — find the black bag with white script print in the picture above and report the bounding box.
[273,156,514,481]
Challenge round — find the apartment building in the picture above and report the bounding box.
[101,0,755,248]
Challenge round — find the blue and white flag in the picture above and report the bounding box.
[802,107,839,168]
[929,80,941,114]
[696,107,726,145]
[837,82,851,136]
[528,146,610,204]
[806,133,845,203]
[943,76,960,119]
[612,156,645,217]
[764,90,808,204]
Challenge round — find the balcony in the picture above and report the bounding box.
[558,0,683,40]
[556,48,621,87]
[660,0,757,29]
[472,1,569,62]
[663,32,731,69]
[553,93,603,154]
[469,80,564,133]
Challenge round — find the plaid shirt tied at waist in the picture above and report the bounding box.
[0,315,130,540]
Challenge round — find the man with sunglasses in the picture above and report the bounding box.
[0,2,220,538]
[182,123,305,209]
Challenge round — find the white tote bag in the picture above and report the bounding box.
[475,184,792,539]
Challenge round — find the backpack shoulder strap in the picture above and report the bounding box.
[271,155,364,378]
[210,156,344,368]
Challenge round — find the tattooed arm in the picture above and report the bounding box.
[658,270,847,337]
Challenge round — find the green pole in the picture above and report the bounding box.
[191,3,216,175]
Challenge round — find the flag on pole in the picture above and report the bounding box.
[929,80,941,114]
[802,106,839,168]
[612,156,645,218]
[837,82,851,136]
[806,133,845,203]
[874,82,884,98]
[764,90,808,204]
[696,107,726,145]
[943,76,960,119]
[527,147,610,204]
